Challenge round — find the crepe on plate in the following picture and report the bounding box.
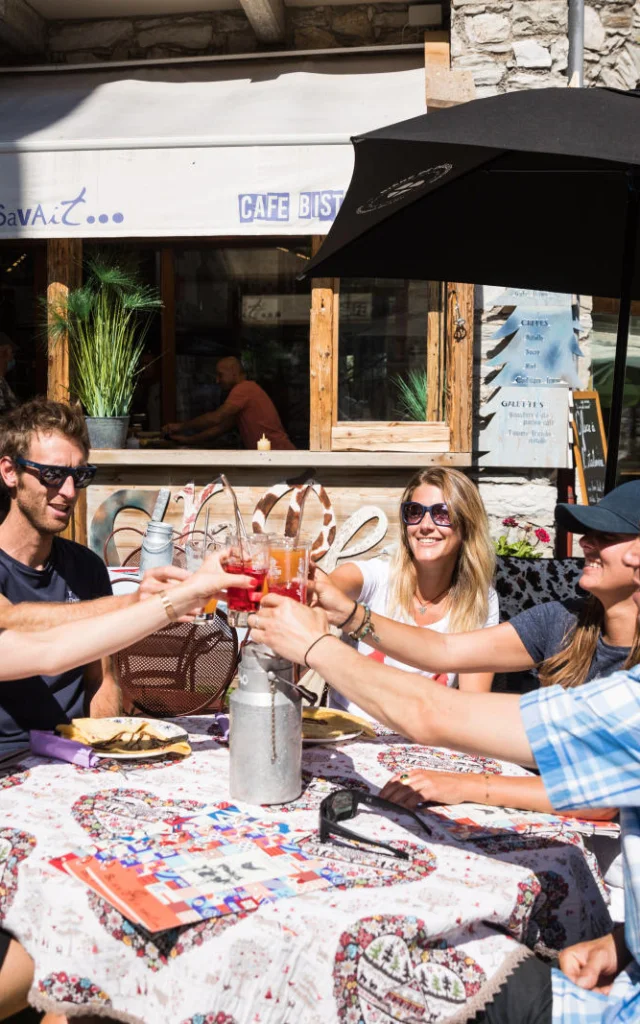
[57,718,191,757]
[302,708,376,740]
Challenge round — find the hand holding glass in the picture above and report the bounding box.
[185,535,219,623]
[267,537,310,604]
[222,533,270,627]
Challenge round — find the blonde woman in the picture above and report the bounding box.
[328,468,499,718]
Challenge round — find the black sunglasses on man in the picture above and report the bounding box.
[319,789,433,861]
[13,457,97,490]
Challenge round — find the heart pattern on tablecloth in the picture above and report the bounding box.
[37,971,111,1007]
[377,746,504,777]
[72,788,207,841]
[0,766,30,790]
[0,828,36,918]
[87,891,246,973]
[334,915,486,1023]
[181,1014,236,1024]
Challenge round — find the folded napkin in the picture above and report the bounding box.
[30,730,100,768]
[302,708,376,741]
[57,719,191,758]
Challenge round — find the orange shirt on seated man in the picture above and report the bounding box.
[164,356,295,450]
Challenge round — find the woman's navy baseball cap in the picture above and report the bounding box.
[555,480,640,535]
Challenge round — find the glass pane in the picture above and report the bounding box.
[591,305,640,478]
[175,242,311,448]
[337,279,431,421]
[0,245,43,404]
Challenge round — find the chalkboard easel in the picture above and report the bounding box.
[572,391,608,506]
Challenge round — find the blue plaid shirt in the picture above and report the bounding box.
[521,664,640,1024]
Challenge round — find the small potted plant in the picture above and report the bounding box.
[47,255,162,449]
[494,518,551,559]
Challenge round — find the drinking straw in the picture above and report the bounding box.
[218,473,249,563]
[203,506,210,550]
[293,479,315,546]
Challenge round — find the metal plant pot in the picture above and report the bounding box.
[85,416,130,450]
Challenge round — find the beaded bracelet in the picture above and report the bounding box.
[349,604,381,645]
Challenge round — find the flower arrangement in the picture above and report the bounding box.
[494,518,551,559]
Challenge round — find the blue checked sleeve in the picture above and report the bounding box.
[520,666,640,811]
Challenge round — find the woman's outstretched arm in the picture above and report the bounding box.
[0,555,254,681]
[313,573,533,674]
[379,770,618,821]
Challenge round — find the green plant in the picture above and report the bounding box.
[393,370,428,421]
[47,256,162,417]
[494,518,551,559]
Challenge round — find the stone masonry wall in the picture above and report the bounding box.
[451,0,639,96]
[46,6,419,62]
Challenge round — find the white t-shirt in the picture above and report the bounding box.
[330,557,500,720]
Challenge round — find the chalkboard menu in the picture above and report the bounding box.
[572,391,608,505]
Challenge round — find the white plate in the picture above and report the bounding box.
[89,717,188,760]
[302,729,363,746]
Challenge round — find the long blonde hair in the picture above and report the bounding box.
[388,468,495,632]
[538,594,640,688]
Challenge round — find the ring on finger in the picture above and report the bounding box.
[400,773,409,781]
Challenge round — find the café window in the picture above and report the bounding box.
[310,266,470,455]
[174,241,311,448]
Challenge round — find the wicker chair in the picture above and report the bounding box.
[115,612,238,717]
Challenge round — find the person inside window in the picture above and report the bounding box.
[328,468,499,718]
[163,355,295,450]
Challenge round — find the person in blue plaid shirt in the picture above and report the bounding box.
[249,509,640,1024]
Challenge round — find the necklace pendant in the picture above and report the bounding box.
[418,604,427,614]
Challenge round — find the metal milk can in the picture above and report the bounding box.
[139,520,174,573]
[229,643,302,805]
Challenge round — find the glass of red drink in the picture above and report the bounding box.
[267,536,310,604]
[222,532,270,628]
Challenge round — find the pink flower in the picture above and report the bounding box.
[535,528,550,544]
[502,517,519,528]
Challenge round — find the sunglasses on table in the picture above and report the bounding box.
[14,457,97,489]
[401,500,452,528]
[319,788,432,861]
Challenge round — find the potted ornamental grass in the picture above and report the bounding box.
[393,370,428,420]
[47,255,162,448]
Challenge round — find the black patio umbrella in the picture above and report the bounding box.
[303,87,640,492]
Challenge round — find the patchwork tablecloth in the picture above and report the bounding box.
[0,719,616,1024]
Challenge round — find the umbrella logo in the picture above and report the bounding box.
[356,163,453,214]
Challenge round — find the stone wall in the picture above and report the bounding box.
[451,0,639,96]
[46,6,420,62]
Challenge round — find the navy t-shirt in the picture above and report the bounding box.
[509,598,630,685]
[0,538,112,751]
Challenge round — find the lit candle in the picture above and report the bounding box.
[257,434,271,452]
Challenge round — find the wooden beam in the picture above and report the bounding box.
[237,0,285,41]
[332,422,449,453]
[47,239,82,403]
[160,247,176,426]
[46,239,83,543]
[309,235,336,451]
[445,282,474,453]
[426,281,445,421]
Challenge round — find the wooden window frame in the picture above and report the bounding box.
[309,235,473,455]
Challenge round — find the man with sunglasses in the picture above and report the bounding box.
[0,399,177,753]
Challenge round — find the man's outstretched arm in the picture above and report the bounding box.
[249,597,535,767]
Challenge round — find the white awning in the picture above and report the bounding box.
[0,52,425,239]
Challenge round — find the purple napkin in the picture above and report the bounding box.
[30,730,100,768]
